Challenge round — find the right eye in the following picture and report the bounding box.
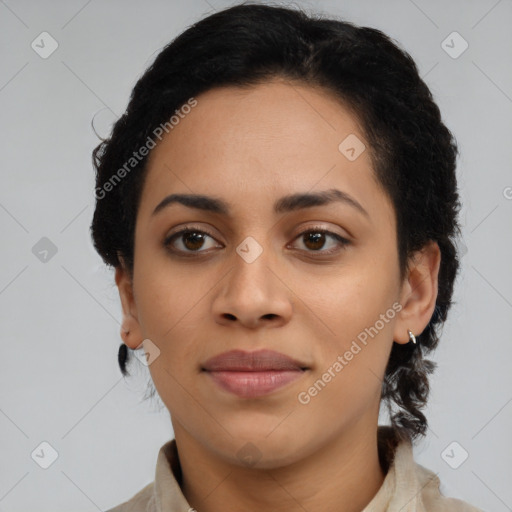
[163,227,223,256]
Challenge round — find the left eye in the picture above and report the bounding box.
[291,228,350,254]
[163,227,350,256]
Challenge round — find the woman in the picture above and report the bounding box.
[91,3,483,511]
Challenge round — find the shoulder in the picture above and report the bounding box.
[104,438,186,512]
[105,481,156,512]
[415,463,484,512]
[380,427,485,512]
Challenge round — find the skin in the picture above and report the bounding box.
[115,78,440,512]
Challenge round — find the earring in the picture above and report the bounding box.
[407,329,417,344]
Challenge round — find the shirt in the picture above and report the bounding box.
[106,425,484,512]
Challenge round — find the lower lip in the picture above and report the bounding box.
[205,370,305,398]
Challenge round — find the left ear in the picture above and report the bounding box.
[393,240,441,345]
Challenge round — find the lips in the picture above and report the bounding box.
[201,349,308,398]
[202,349,307,372]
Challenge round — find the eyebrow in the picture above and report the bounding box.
[151,188,369,219]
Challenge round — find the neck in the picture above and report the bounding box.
[173,420,387,512]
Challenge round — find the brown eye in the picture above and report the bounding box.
[164,228,220,254]
[303,232,326,250]
[291,228,350,255]
[163,226,350,258]
[181,231,207,251]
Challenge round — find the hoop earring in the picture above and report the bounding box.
[407,329,417,344]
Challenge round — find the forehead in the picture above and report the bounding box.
[138,79,389,223]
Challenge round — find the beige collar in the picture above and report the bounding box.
[108,425,482,511]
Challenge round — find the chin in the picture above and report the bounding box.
[217,424,311,469]
[223,437,307,470]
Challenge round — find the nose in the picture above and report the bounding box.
[211,248,293,330]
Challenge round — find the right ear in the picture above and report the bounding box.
[115,254,144,350]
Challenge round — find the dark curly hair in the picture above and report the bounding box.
[90,2,461,444]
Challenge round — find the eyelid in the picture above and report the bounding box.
[290,223,351,243]
[287,225,351,256]
[164,222,352,258]
[163,224,221,247]
[165,222,350,242]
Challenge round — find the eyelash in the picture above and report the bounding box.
[163,225,350,258]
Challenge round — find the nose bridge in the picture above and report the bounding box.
[230,233,276,301]
[211,231,292,327]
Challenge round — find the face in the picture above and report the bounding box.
[116,78,438,468]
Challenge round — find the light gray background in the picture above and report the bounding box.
[1,0,511,510]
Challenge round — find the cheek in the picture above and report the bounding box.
[297,297,395,426]
[302,261,396,344]
[134,248,196,334]
[296,253,398,400]
[133,252,221,372]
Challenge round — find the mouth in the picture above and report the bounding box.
[201,349,309,398]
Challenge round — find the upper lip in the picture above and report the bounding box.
[202,349,308,372]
